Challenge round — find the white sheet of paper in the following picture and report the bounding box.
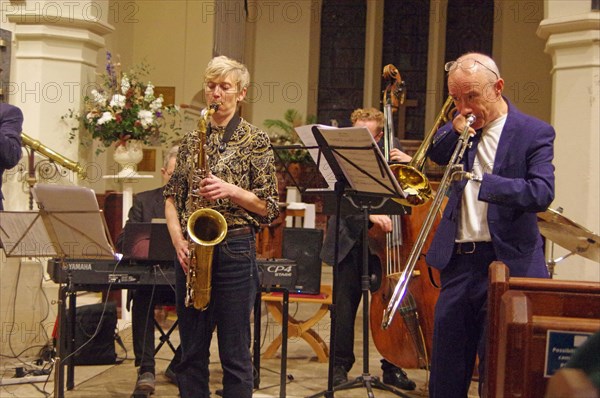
[294,124,338,191]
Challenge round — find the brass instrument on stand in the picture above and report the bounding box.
[21,133,87,179]
[184,103,228,310]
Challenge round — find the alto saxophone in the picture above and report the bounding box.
[184,103,228,310]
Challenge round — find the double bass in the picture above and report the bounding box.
[369,64,446,371]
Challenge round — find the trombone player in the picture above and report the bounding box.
[424,52,555,397]
[164,56,279,398]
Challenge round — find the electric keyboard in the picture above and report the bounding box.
[47,258,176,289]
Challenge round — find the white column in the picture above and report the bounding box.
[537,4,600,281]
[2,0,114,211]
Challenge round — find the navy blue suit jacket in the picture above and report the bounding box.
[0,103,24,209]
[425,99,555,278]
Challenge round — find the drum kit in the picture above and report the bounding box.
[537,207,600,275]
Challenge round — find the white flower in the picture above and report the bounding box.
[121,74,130,95]
[90,89,107,106]
[138,109,154,128]
[110,94,127,108]
[97,111,114,125]
[144,82,154,101]
[150,97,163,112]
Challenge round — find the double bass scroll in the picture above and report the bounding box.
[382,64,406,162]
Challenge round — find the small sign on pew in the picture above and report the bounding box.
[544,330,593,377]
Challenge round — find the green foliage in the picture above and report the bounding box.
[264,109,316,163]
[62,51,182,154]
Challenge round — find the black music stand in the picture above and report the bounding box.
[253,286,290,397]
[1,184,116,398]
[305,126,410,398]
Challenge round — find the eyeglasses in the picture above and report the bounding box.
[204,81,238,94]
[445,58,499,80]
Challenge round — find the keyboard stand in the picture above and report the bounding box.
[154,318,179,355]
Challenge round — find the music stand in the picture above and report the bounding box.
[0,184,116,398]
[122,221,176,262]
[305,126,410,398]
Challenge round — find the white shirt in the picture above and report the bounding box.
[456,114,507,242]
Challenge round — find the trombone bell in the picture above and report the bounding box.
[390,164,432,206]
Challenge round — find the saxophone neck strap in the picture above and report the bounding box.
[211,114,241,153]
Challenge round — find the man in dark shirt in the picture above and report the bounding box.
[320,108,416,391]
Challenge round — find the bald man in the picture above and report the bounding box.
[425,52,555,397]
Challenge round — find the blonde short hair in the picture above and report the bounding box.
[204,55,250,92]
[350,108,384,131]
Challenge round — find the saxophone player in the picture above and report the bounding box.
[164,56,280,398]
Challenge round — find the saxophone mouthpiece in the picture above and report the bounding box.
[201,103,220,119]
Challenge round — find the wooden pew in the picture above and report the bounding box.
[485,261,600,398]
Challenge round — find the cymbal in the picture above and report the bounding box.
[538,208,600,262]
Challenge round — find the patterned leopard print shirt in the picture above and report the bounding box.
[164,118,280,235]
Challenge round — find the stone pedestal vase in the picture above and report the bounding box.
[113,139,143,178]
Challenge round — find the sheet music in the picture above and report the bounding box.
[31,184,115,259]
[294,124,337,190]
[315,126,405,197]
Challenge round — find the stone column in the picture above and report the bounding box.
[3,0,114,211]
[0,0,114,356]
[537,1,600,280]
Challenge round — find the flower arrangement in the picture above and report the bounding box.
[264,109,316,163]
[63,52,180,152]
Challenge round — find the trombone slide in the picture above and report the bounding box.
[381,114,476,329]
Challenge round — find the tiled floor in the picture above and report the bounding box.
[1,266,479,397]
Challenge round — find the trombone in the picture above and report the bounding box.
[388,96,454,207]
[382,110,477,329]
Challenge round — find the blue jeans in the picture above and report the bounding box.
[174,232,258,398]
